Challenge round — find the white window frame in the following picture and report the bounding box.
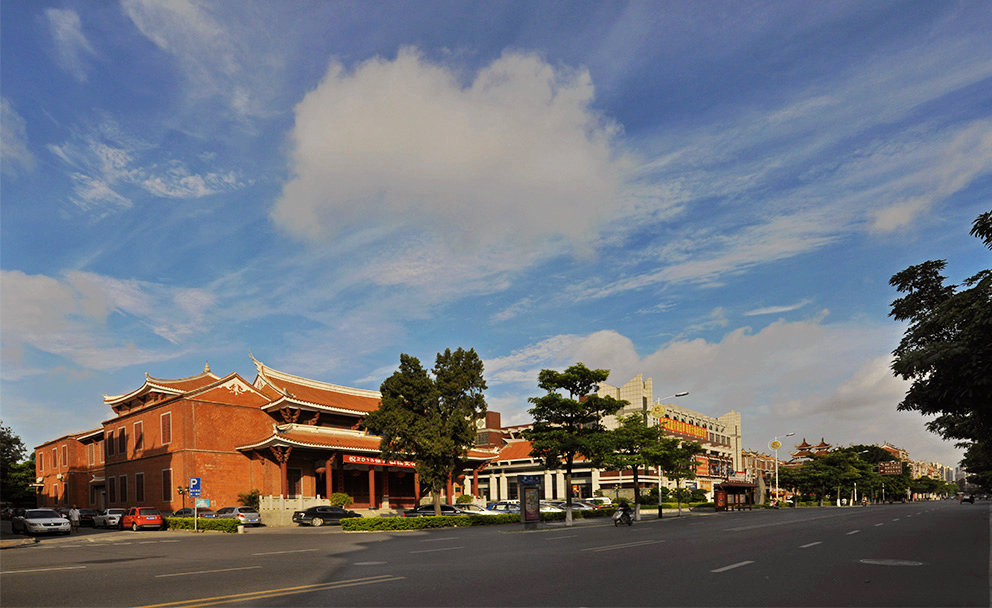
[161,412,172,445]
[134,421,144,451]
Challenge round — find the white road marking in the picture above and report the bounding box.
[353,561,388,566]
[420,536,459,542]
[874,523,884,527]
[859,559,923,566]
[800,541,822,548]
[252,548,320,556]
[891,518,900,522]
[846,530,861,535]
[545,535,577,540]
[156,566,263,578]
[409,546,464,554]
[2,566,87,575]
[582,540,665,552]
[711,561,754,573]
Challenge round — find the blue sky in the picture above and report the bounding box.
[2,1,990,468]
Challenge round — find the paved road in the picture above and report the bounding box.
[1,501,987,607]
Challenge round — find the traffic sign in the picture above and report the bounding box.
[195,498,210,508]
[189,477,201,497]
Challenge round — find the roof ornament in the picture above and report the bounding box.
[204,362,211,373]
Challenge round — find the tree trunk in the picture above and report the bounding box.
[433,490,441,516]
[676,478,683,516]
[564,458,574,527]
[632,466,641,521]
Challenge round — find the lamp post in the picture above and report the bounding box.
[650,392,689,519]
[177,485,189,513]
[770,433,795,507]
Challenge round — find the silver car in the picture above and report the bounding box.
[93,508,127,528]
[11,508,71,535]
[214,506,261,526]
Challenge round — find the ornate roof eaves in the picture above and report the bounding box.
[250,355,381,400]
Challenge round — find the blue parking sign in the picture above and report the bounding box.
[190,477,201,497]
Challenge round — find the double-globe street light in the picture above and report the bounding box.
[649,392,689,519]
[770,432,795,506]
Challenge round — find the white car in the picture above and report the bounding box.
[455,504,501,515]
[214,506,261,526]
[11,508,70,535]
[93,508,127,528]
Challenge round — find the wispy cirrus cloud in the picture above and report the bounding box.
[744,299,813,317]
[48,121,243,214]
[45,8,97,82]
[1,98,35,176]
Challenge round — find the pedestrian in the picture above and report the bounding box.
[69,505,80,533]
[861,495,868,508]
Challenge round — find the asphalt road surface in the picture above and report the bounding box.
[1,500,987,607]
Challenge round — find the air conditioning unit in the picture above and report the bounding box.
[57,473,64,480]
[36,477,43,483]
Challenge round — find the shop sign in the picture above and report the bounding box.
[879,461,903,475]
[343,454,416,468]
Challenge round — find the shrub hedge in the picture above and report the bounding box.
[340,507,622,531]
[164,517,240,533]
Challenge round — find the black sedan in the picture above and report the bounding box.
[402,504,469,517]
[292,505,360,526]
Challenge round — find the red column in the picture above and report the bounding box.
[414,472,420,502]
[368,467,377,509]
[446,473,454,504]
[325,456,334,499]
[280,460,288,499]
[472,469,479,497]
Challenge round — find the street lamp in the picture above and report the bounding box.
[770,433,795,507]
[650,392,689,519]
[176,485,189,513]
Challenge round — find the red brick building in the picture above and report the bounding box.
[34,358,493,514]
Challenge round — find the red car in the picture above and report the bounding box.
[120,507,164,531]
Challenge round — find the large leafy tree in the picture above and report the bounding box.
[658,440,704,516]
[1,421,28,504]
[889,211,991,480]
[524,363,625,526]
[600,414,672,521]
[362,348,487,515]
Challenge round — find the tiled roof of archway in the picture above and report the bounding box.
[251,356,380,413]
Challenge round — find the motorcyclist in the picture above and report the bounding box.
[613,499,632,526]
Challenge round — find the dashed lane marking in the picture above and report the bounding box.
[800,542,822,548]
[582,540,665,553]
[156,566,262,578]
[874,523,884,527]
[409,546,464,554]
[251,549,319,556]
[545,535,577,540]
[846,530,861,535]
[2,565,87,575]
[711,561,754,573]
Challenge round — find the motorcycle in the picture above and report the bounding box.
[613,507,632,526]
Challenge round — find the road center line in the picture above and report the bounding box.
[409,546,464,554]
[2,565,87,575]
[134,575,404,608]
[800,541,822,548]
[711,561,754,573]
[156,566,263,578]
[251,548,319,556]
[846,530,861,535]
[582,540,664,552]
[420,536,458,542]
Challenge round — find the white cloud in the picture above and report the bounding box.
[0,270,213,377]
[45,8,97,82]
[1,98,35,176]
[273,48,631,262]
[744,298,813,316]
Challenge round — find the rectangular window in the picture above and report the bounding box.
[162,469,172,501]
[52,448,58,469]
[134,421,144,451]
[38,451,44,472]
[161,412,172,445]
[108,477,117,504]
[61,445,68,466]
[135,473,145,503]
[117,427,127,456]
[98,439,104,464]
[106,430,114,457]
[119,475,128,504]
[88,443,94,466]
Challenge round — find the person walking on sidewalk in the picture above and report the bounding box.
[68,505,80,533]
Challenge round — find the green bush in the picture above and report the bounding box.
[329,493,353,508]
[341,513,520,531]
[237,489,260,510]
[455,494,475,504]
[164,517,240,533]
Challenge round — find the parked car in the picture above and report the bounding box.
[292,505,361,526]
[546,500,595,511]
[402,504,473,517]
[120,507,164,531]
[169,508,217,518]
[77,508,99,526]
[215,506,262,526]
[539,501,565,513]
[11,508,71,536]
[961,494,975,504]
[587,497,613,508]
[488,500,520,513]
[93,508,127,528]
[454,504,501,515]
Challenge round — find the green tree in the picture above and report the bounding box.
[600,414,670,520]
[237,489,260,510]
[1,421,29,504]
[658,440,704,516]
[523,363,625,526]
[889,211,992,483]
[362,348,487,515]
